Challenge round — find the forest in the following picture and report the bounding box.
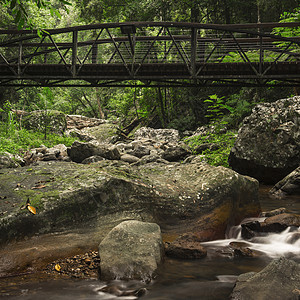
[0,0,299,166]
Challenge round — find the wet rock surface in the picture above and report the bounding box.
[229,96,300,184]
[241,213,300,239]
[231,257,300,300]
[165,234,207,259]
[270,166,300,197]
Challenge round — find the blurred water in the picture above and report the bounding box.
[1,185,299,300]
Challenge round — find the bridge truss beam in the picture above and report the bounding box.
[0,22,299,88]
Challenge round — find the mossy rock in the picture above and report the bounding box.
[0,160,260,246]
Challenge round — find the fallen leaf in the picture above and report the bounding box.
[31,185,47,190]
[27,205,36,215]
[55,264,61,272]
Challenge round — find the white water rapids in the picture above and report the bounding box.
[202,218,300,258]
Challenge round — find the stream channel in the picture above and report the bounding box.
[0,185,299,300]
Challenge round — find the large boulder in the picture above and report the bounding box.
[22,110,67,135]
[229,96,300,184]
[99,220,163,281]
[270,166,300,197]
[231,257,300,300]
[0,160,259,246]
[67,141,120,162]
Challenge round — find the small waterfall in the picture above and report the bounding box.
[249,227,300,257]
[203,219,300,258]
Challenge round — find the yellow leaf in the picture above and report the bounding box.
[27,205,36,215]
[54,264,61,272]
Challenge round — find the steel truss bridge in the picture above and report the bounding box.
[0,22,299,88]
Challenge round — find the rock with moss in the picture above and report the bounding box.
[229,96,300,184]
[0,152,24,169]
[22,110,67,135]
[0,160,259,248]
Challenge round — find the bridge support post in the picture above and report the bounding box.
[72,30,78,77]
[18,41,22,76]
[191,28,197,78]
[259,35,264,75]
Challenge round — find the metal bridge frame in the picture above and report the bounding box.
[0,22,299,88]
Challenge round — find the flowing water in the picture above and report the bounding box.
[1,185,299,300]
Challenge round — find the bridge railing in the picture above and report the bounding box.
[0,22,299,86]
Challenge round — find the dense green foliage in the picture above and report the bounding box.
[0,121,76,155]
[0,1,299,166]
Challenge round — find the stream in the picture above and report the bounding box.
[0,185,299,300]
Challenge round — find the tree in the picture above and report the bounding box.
[0,0,71,29]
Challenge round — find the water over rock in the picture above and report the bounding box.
[229,96,300,184]
[231,257,300,300]
[99,220,163,281]
[241,213,300,239]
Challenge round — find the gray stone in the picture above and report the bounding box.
[135,127,180,144]
[66,128,95,141]
[270,166,300,197]
[67,141,120,163]
[127,144,150,158]
[0,161,260,246]
[99,220,163,281]
[162,146,191,162]
[0,152,21,169]
[82,155,105,164]
[229,96,300,184]
[231,257,300,300]
[120,154,140,163]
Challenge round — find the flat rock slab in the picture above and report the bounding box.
[0,160,260,246]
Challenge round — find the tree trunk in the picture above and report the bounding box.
[95,87,105,119]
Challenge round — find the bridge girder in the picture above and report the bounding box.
[0,21,299,88]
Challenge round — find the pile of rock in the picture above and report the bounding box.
[23,144,70,165]
[66,115,107,130]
